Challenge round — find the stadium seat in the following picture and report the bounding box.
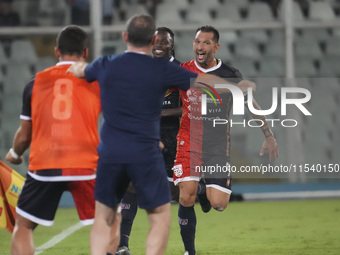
[12,0,41,26]
[0,70,4,102]
[0,67,4,83]
[330,140,340,163]
[35,56,56,72]
[294,77,313,90]
[109,39,127,55]
[268,30,285,42]
[303,141,331,165]
[303,116,333,164]
[0,95,30,174]
[294,57,318,77]
[123,3,149,20]
[11,0,30,25]
[1,93,22,121]
[233,39,261,60]
[38,0,70,26]
[1,93,22,147]
[230,57,258,78]
[239,30,269,44]
[10,39,38,66]
[229,114,248,139]
[263,38,285,58]
[174,39,194,63]
[158,0,189,10]
[216,44,233,63]
[258,56,285,78]
[191,0,220,12]
[246,2,275,22]
[311,77,340,93]
[295,38,323,59]
[309,85,338,115]
[251,78,281,118]
[155,4,184,26]
[309,1,337,21]
[0,42,9,73]
[123,4,149,19]
[332,28,340,37]
[325,37,340,55]
[298,29,331,44]
[185,6,213,24]
[304,96,337,141]
[277,1,306,21]
[318,56,340,77]
[225,0,249,9]
[215,2,242,23]
[4,61,33,96]
[219,31,238,44]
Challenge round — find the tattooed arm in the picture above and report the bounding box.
[246,99,279,162]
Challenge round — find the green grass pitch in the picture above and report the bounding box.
[1,199,339,255]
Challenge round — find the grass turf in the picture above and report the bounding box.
[0,199,339,255]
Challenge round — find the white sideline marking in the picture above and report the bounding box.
[243,190,340,201]
[34,222,84,255]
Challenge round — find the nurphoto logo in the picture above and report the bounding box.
[201,84,312,128]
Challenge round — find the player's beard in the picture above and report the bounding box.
[196,51,214,68]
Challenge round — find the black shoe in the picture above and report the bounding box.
[197,180,211,213]
[116,246,131,255]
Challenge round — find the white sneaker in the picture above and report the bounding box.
[184,252,196,255]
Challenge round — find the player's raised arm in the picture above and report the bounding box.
[194,73,256,94]
[66,60,88,78]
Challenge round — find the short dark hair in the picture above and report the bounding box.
[56,25,88,56]
[126,14,156,47]
[156,27,175,41]
[196,25,219,43]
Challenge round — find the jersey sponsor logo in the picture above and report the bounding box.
[178,217,188,225]
[163,100,172,106]
[197,82,223,116]
[173,164,183,177]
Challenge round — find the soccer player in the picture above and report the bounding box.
[174,26,279,255]
[155,27,181,188]
[67,15,255,255]
[5,25,120,255]
[117,26,181,255]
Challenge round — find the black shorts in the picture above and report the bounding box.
[203,156,232,194]
[16,174,95,226]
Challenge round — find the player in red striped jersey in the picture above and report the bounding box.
[174,26,279,255]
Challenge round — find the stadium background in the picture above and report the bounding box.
[0,0,340,202]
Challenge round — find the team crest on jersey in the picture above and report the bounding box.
[173,164,183,177]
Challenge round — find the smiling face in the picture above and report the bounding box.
[152,30,174,59]
[193,30,220,69]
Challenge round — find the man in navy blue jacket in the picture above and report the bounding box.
[68,14,255,255]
